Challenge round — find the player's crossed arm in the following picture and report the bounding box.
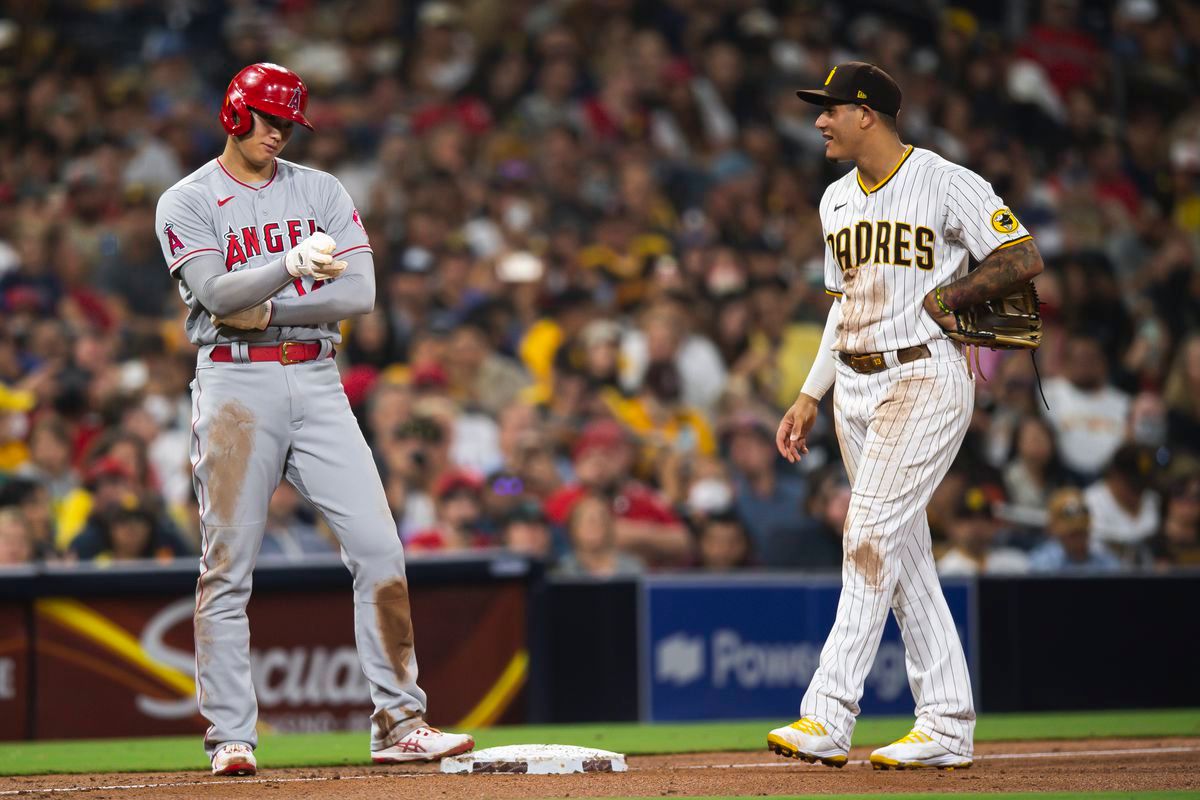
[207,233,353,330]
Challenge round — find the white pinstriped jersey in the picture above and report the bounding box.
[821,146,1031,354]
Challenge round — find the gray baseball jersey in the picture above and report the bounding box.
[156,156,431,759]
[155,157,371,345]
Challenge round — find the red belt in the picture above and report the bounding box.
[209,342,333,365]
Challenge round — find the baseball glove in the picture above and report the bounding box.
[945,281,1042,350]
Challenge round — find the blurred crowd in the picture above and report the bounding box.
[1,0,1199,577]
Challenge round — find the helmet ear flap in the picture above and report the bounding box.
[221,87,252,136]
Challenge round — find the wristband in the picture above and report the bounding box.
[935,287,953,315]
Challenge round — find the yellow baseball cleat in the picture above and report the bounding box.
[766,717,849,768]
[869,729,972,770]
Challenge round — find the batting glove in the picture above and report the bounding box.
[285,232,346,279]
[211,300,273,331]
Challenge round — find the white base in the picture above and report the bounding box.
[440,744,628,775]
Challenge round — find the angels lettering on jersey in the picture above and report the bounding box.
[222,218,325,270]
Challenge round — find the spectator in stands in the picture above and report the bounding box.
[938,487,1030,576]
[606,359,716,473]
[0,507,33,566]
[1043,333,1133,480]
[557,492,644,578]
[445,320,530,418]
[1085,444,1161,566]
[544,419,691,566]
[620,297,727,416]
[1002,416,1069,527]
[723,413,807,551]
[761,466,846,570]
[414,367,505,477]
[0,383,34,473]
[259,481,334,561]
[366,381,417,452]
[1153,472,1200,567]
[68,501,186,563]
[0,0,1197,572]
[1029,488,1123,572]
[579,319,624,392]
[14,416,77,504]
[56,456,141,552]
[1128,391,1170,452]
[693,508,754,571]
[1164,334,1200,452]
[983,356,1042,468]
[500,499,555,562]
[0,478,57,560]
[408,468,489,553]
[379,416,444,539]
[680,457,736,527]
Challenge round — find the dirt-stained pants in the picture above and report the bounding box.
[189,344,426,757]
[800,338,976,757]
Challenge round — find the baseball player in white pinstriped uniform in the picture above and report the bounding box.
[766,63,1044,770]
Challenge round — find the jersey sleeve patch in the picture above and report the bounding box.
[163,223,185,256]
[990,207,1020,234]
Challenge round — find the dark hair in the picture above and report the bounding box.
[875,110,898,132]
[394,416,444,443]
[1008,415,1069,487]
[699,509,755,568]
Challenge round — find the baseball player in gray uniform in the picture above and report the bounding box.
[155,63,474,776]
[766,63,1043,770]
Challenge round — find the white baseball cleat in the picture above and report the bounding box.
[869,729,972,770]
[766,717,848,768]
[211,742,257,776]
[372,726,475,764]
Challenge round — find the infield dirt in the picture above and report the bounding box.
[1,737,1196,798]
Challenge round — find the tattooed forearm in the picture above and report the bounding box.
[941,239,1044,310]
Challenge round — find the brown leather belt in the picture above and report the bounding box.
[209,342,333,365]
[838,344,930,375]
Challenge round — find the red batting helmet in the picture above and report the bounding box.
[220,63,314,136]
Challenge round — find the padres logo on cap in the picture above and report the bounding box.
[991,207,1019,234]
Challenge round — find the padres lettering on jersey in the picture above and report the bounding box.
[826,221,936,271]
[820,146,1031,354]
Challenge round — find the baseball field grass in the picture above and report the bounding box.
[0,707,1195,776]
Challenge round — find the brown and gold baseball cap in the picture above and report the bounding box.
[796,61,902,116]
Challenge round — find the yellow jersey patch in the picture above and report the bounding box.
[991,207,1020,234]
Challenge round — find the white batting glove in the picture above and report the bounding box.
[285,232,344,279]
[211,300,273,331]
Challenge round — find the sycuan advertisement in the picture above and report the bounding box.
[1,580,528,740]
